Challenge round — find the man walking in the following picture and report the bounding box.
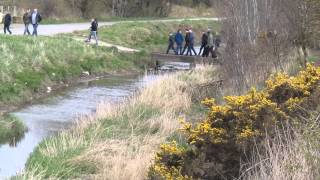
[3,12,12,34]
[174,29,184,55]
[86,18,99,45]
[187,29,197,56]
[198,31,208,56]
[166,33,177,54]
[31,9,42,36]
[203,29,217,58]
[181,29,190,55]
[23,9,31,35]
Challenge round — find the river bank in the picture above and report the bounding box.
[0,19,221,178]
[19,65,221,179]
[0,34,148,149]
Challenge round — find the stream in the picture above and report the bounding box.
[0,62,190,179]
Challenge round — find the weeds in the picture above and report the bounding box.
[22,65,219,179]
[0,115,26,145]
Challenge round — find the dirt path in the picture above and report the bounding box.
[73,37,140,52]
[0,17,220,36]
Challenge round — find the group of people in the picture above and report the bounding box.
[167,28,221,58]
[2,8,42,36]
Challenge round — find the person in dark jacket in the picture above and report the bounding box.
[166,33,177,54]
[198,31,208,56]
[181,29,190,55]
[187,29,197,56]
[23,9,31,35]
[174,29,184,55]
[86,18,98,45]
[3,13,12,34]
[31,9,42,36]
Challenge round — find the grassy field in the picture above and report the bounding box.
[73,20,221,51]
[0,35,147,107]
[0,115,26,145]
[19,66,220,179]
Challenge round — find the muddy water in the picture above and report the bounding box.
[0,62,191,179]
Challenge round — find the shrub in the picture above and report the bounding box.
[149,64,320,179]
[0,115,26,145]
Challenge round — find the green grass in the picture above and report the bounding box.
[41,16,189,25]
[0,115,26,145]
[308,55,320,63]
[0,35,146,106]
[24,104,161,179]
[73,20,221,51]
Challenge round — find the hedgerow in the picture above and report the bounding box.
[149,64,320,179]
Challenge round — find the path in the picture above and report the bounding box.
[73,37,140,52]
[0,17,221,36]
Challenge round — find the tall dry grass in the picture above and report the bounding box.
[240,112,320,180]
[23,65,219,179]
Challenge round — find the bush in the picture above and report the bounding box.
[149,64,320,179]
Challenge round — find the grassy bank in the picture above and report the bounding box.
[73,20,221,51]
[0,115,26,145]
[0,35,147,108]
[242,111,320,180]
[20,65,220,179]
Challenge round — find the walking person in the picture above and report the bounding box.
[181,29,190,55]
[187,29,197,56]
[85,18,99,45]
[166,33,177,54]
[204,29,217,58]
[174,29,184,55]
[198,31,208,56]
[31,9,42,36]
[3,12,12,34]
[23,9,31,35]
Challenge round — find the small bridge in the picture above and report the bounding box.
[151,53,221,68]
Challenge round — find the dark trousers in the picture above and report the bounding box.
[4,24,12,34]
[32,24,38,36]
[203,46,217,58]
[187,43,197,56]
[176,43,183,55]
[24,23,30,35]
[166,43,176,54]
[199,43,206,55]
[181,43,189,55]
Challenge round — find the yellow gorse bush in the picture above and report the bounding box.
[149,64,320,179]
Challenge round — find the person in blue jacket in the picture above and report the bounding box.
[174,29,184,55]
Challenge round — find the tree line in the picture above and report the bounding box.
[15,0,217,18]
[218,0,320,93]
